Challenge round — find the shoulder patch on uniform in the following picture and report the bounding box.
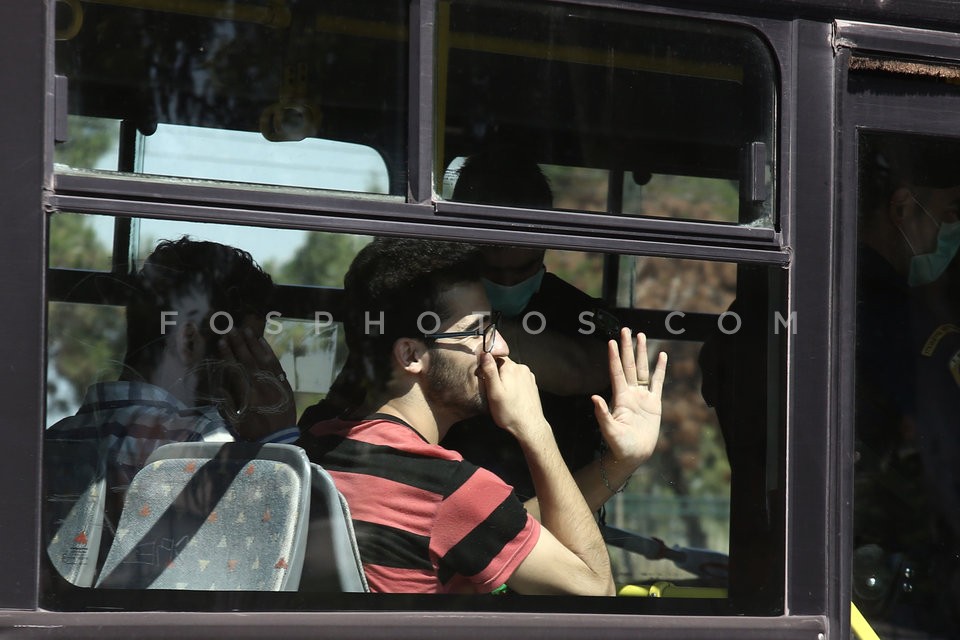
[921,324,960,357]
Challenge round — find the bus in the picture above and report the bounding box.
[2,0,959,637]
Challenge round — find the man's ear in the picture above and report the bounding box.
[175,322,205,365]
[392,337,427,374]
[888,187,913,222]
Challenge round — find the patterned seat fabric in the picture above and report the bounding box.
[96,442,310,591]
[44,438,107,587]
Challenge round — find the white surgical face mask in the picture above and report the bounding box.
[898,195,960,286]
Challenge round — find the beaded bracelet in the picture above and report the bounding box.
[599,440,630,494]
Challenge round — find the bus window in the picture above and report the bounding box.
[538,168,741,224]
[53,116,121,173]
[46,300,125,427]
[49,212,116,272]
[437,0,776,226]
[853,130,960,637]
[135,124,390,193]
[132,219,372,288]
[44,213,784,616]
[622,175,741,224]
[54,0,408,196]
[46,213,364,428]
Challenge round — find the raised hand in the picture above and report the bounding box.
[217,326,296,440]
[477,352,551,443]
[590,328,668,466]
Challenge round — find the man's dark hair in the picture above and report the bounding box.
[452,149,553,209]
[123,237,275,375]
[343,237,481,392]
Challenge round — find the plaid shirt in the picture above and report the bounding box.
[46,381,299,502]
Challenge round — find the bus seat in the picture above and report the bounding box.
[95,442,311,591]
[43,438,107,587]
[298,463,368,593]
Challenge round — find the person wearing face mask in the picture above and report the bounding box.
[894,193,960,287]
[853,133,960,635]
[439,150,621,501]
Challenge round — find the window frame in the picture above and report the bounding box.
[835,18,960,638]
[0,0,47,614]
[0,0,883,637]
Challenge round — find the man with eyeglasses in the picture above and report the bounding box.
[296,237,667,594]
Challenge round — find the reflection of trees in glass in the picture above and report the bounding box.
[57,2,409,175]
[543,251,603,299]
[626,174,739,223]
[543,165,608,213]
[265,320,339,426]
[59,7,279,133]
[49,99,127,419]
[268,232,372,421]
[54,116,117,170]
[541,168,739,565]
[543,165,739,223]
[625,179,737,550]
[47,215,126,424]
[275,231,371,287]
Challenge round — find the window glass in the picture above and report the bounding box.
[618,256,737,314]
[603,331,731,587]
[54,0,408,196]
[853,131,960,638]
[135,124,389,193]
[543,249,738,319]
[46,301,126,427]
[437,0,776,226]
[542,250,604,299]
[49,212,116,272]
[47,214,364,427]
[53,116,120,172]
[623,175,740,223]
[135,219,310,279]
[44,213,784,614]
[541,165,610,213]
[134,219,372,288]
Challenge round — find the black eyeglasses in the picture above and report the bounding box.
[423,311,500,353]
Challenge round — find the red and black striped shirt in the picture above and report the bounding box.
[298,416,540,593]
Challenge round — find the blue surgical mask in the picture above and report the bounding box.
[482,267,545,318]
[908,220,960,286]
[899,196,960,286]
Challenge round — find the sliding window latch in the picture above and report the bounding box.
[742,141,769,203]
[54,74,68,145]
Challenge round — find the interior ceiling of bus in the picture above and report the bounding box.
[58,0,770,179]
